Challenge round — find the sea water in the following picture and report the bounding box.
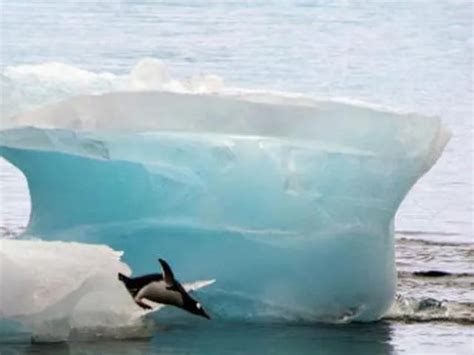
[0,1,472,354]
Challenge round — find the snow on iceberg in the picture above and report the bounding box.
[0,88,450,324]
[0,239,214,342]
[1,58,224,120]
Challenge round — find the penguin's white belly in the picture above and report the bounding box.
[138,281,183,306]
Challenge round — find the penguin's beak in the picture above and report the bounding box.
[199,308,211,320]
[193,301,211,319]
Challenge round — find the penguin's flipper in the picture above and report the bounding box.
[183,279,216,293]
[158,258,176,286]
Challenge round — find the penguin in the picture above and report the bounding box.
[118,258,211,319]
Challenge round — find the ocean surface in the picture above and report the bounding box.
[0,1,472,354]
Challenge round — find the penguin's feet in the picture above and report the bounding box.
[135,299,152,310]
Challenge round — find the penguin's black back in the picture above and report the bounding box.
[118,273,163,297]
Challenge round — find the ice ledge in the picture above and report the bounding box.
[3,91,449,160]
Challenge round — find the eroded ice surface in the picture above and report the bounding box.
[0,79,450,326]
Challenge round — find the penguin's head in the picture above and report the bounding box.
[184,298,211,319]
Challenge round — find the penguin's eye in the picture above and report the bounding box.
[196,303,201,309]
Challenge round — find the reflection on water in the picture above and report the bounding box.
[0,321,394,355]
[2,321,473,354]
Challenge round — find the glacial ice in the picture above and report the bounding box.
[0,85,450,327]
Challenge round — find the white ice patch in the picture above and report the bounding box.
[0,239,130,317]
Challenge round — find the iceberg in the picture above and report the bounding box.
[0,89,450,324]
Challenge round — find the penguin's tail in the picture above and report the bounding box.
[118,272,130,283]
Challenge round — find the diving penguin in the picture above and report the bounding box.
[118,258,211,319]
